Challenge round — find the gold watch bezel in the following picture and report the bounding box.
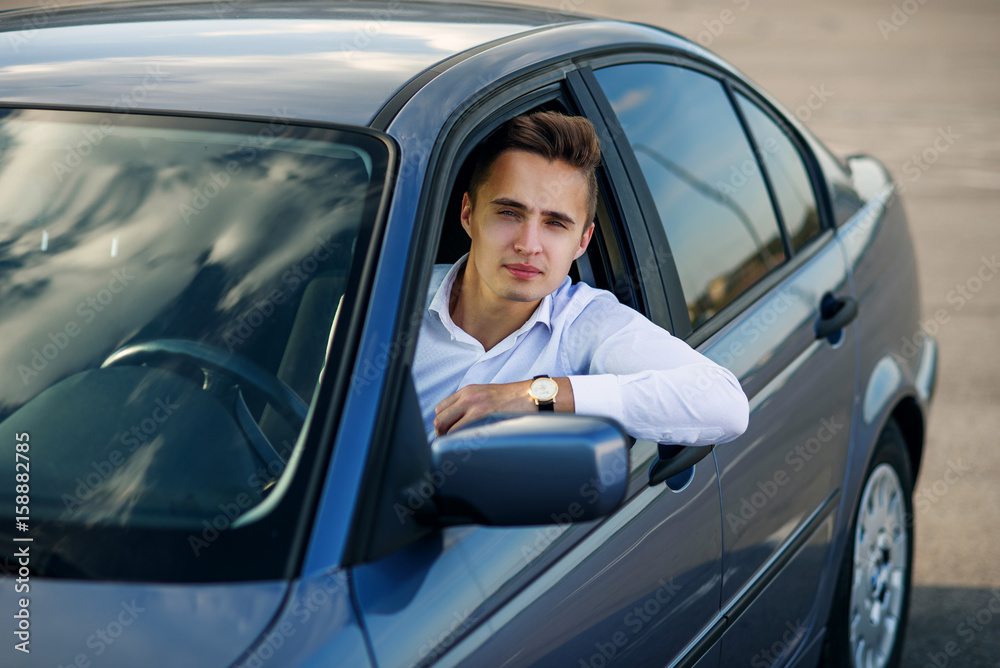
[528,376,558,404]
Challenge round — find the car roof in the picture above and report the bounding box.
[0,0,595,126]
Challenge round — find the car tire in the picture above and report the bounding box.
[822,419,914,668]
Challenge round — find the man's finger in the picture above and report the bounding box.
[435,402,466,436]
[448,406,484,435]
[435,386,470,415]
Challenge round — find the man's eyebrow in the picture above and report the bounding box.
[490,197,578,227]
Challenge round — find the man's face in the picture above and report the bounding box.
[461,149,594,304]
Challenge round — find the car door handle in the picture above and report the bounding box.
[649,442,715,487]
[815,294,858,340]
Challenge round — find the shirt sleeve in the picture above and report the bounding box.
[565,296,749,445]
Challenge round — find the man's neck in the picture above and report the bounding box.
[450,260,540,352]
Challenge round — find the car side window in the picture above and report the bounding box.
[735,93,822,251]
[593,62,785,329]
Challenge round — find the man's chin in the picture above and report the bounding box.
[495,281,548,303]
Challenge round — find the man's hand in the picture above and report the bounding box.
[434,378,575,436]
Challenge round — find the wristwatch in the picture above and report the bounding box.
[528,375,558,412]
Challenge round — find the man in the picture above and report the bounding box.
[413,111,748,445]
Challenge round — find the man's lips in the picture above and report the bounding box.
[504,263,542,280]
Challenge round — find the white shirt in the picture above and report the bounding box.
[412,256,749,445]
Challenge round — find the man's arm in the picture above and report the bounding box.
[433,293,749,444]
[563,294,748,445]
[434,377,575,436]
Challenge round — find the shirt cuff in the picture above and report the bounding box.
[567,374,625,426]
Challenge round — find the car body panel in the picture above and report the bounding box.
[692,233,855,665]
[0,3,546,126]
[224,570,373,668]
[0,577,286,666]
[354,448,724,668]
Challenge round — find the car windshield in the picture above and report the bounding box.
[0,108,390,581]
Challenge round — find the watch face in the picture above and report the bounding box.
[530,377,558,402]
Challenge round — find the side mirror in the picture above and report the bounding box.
[430,415,629,526]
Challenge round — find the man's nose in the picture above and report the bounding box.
[514,219,543,255]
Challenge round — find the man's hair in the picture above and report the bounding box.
[467,111,601,225]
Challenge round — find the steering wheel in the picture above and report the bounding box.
[101,339,308,445]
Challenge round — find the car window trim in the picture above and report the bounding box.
[369,24,580,131]
[0,105,398,582]
[347,70,656,565]
[565,68,670,326]
[575,65,692,339]
[723,79,794,260]
[724,80,836,236]
[581,51,836,240]
[345,79,567,565]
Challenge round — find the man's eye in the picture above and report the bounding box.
[547,220,567,229]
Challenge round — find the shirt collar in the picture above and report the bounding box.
[428,254,554,343]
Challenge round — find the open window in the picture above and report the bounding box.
[349,90,646,565]
[433,100,623,301]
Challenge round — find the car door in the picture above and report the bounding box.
[348,72,724,668]
[586,58,857,667]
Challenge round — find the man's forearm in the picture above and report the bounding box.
[435,377,576,435]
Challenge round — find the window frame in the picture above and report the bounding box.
[728,83,828,255]
[0,104,398,582]
[578,51,838,346]
[344,67,669,565]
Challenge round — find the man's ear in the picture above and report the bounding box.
[460,192,474,239]
[573,221,595,260]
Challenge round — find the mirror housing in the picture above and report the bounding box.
[430,415,629,526]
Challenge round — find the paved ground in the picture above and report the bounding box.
[2,0,998,665]
[504,0,1000,665]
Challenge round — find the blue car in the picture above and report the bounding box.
[0,1,937,667]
